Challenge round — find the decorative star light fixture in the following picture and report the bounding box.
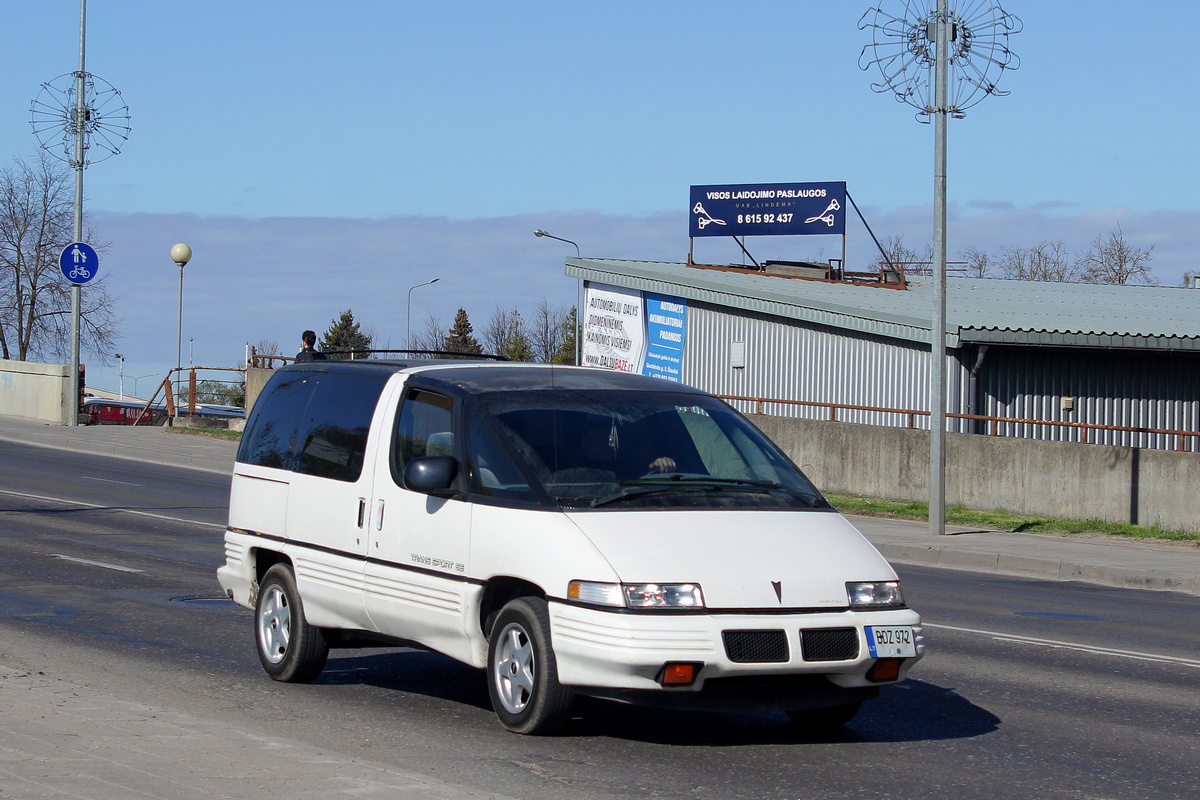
[859,0,1021,121]
[858,1,1020,537]
[31,71,130,166]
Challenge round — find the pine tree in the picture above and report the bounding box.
[553,306,578,364]
[319,309,373,359]
[443,308,482,355]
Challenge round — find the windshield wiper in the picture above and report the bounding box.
[589,478,772,508]
[622,474,788,490]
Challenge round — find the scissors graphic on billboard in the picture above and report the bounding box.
[804,199,841,227]
[692,202,727,230]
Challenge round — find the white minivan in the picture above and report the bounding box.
[218,359,923,734]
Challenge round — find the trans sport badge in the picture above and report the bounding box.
[772,581,782,603]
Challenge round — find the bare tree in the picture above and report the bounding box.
[999,240,1078,282]
[409,312,446,352]
[0,153,118,362]
[1078,225,1156,285]
[529,299,571,363]
[869,234,923,272]
[483,306,533,362]
[960,247,994,278]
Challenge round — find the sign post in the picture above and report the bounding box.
[60,241,99,425]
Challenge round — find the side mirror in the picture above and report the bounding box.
[404,455,458,495]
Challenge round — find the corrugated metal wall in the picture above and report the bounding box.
[675,299,1199,450]
[979,347,1200,451]
[681,299,968,430]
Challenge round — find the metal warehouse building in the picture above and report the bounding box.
[566,257,1200,451]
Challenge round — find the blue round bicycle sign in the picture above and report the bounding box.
[60,242,100,284]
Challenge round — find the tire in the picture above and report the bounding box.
[487,597,574,734]
[786,701,862,731]
[255,564,329,683]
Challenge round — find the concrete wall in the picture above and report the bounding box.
[750,414,1200,533]
[245,367,272,414]
[0,359,72,425]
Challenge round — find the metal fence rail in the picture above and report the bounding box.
[717,393,1200,453]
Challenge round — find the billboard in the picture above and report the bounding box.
[582,283,687,382]
[689,181,847,238]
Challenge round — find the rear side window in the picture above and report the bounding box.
[239,372,317,469]
[239,370,387,482]
[292,373,388,481]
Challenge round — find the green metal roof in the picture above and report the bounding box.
[566,257,1200,351]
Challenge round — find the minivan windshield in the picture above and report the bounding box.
[474,389,830,510]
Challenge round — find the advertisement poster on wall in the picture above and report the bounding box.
[582,282,687,382]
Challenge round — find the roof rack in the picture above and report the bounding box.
[323,349,510,361]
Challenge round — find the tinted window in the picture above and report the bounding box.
[477,389,828,510]
[238,370,387,482]
[393,389,454,483]
[238,372,317,469]
[292,373,388,481]
[465,408,536,503]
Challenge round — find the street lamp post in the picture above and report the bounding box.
[533,229,579,257]
[132,373,158,398]
[406,278,439,350]
[115,353,124,400]
[534,229,582,364]
[170,242,192,387]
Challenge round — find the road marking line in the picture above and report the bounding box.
[0,488,224,530]
[50,554,144,573]
[81,476,142,486]
[926,622,1200,669]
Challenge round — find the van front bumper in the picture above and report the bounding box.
[548,601,922,710]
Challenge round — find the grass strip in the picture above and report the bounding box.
[825,492,1200,543]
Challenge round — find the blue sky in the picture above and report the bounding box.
[3,2,1199,393]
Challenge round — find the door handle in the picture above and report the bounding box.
[357,498,366,528]
[376,499,385,531]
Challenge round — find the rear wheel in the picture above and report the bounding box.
[786,701,862,731]
[487,597,573,734]
[255,564,329,683]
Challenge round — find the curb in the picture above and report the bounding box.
[872,542,1200,596]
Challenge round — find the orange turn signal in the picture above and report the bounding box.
[866,657,903,682]
[659,662,700,686]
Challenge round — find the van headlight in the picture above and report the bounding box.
[569,581,705,609]
[847,581,905,609]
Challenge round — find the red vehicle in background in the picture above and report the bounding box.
[83,398,165,426]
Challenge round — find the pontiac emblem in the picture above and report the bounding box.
[771,581,782,603]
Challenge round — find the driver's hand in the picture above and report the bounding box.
[648,456,676,473]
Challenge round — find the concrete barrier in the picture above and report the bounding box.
[0,359,72,425]
[749,414,1200,533]
[245,366,272,414]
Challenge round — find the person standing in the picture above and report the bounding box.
[295,330,327,362]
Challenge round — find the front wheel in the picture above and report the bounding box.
[487,597,573,734]
[255,564,329,683]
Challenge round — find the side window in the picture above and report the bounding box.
[393,389,454,483]
[291,373,387,482]
[464,408,536,502]
[238,372,317,469]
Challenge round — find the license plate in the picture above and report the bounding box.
[865,625,917,658]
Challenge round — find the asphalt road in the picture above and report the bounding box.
[1,439,1198,800]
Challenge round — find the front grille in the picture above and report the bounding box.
[723,629,789,663]
[800,627,859,661]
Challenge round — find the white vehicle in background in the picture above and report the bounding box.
[217,359,923,734]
